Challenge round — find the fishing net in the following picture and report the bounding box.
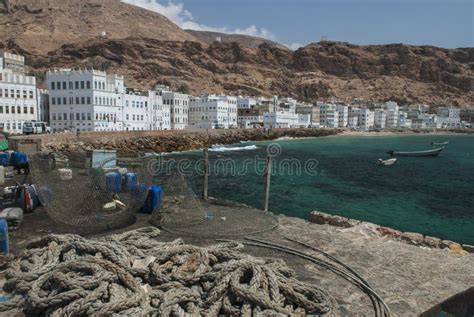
[30,152,154,234]
[150,171,279,237]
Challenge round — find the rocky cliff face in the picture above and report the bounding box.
[0,0,472,105]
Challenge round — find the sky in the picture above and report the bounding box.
[122,0,473,50]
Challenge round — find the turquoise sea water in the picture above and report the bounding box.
[167,134,474,245]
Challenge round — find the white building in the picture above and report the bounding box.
[412,114,438,129]
[263,111,309,129]
[437,107,461,128]
[0,52,39,133]
[358,109,375,130]
[149,90,170,130]
[374,110,387,129]
[237,97,257,109]
[336,105,348,128]
[122,91,149,131]
[398,111,411,128]
[384,101,399,128]
[47,69,126,132]
[189,94,238,129]
[320,103,339,128]
[296,105,320,126]
[155,86,189,130]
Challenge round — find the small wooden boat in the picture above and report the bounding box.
[431,141,449,146]
[387,147,444,157]
[378,158,397,166]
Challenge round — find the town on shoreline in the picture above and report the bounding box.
[0,51,473,136]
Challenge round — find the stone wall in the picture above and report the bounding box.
[309,211,473,255]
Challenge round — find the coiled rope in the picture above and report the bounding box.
[0,227,335,316]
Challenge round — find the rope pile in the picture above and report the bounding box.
[0,227,335,316]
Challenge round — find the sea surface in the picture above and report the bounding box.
[161,134,474,245]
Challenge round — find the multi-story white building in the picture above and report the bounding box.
[437,107,461,128]
[0,52,38,133]
[358,109,375,130]
[374,110,387,129]
[149,90,169,130]
[237,97,257,109]
[155,86,189,130]
[384,101,399,128]
[263,111,309,129]
[336,105,348,128]
[398,111,411,128]
[47,69,126,132]
[122,91,149,131]
[189,95,238,129]
[319,103,339,128]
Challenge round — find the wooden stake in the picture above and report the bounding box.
[203,148,209,200]
[262,155,272,211]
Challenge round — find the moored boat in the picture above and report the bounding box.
[387,147,444,157]
[431,141,449,146]
[378,158,397,166]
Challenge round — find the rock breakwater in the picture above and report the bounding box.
[39,128,339,154]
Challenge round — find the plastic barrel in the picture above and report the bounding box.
[105,172,122,193]
[10,152,28,167]
[0,219,9,254]
[0,152,9,167]
[141,185,163,214]
[124,173,138,192]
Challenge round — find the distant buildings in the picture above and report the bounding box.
[263,111,309,129]
[0,51,471,134]
[0,52,39,133]
[189,95,238,129]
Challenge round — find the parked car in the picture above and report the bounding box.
[22,121,51,135]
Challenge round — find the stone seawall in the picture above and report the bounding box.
[24,128,340,154]
[309,211,473,255]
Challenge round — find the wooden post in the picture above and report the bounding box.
[262,155,272,212]
[203,148,209,200]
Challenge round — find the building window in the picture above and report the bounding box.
[75,81,79,89]
[51,82,55,90]
[58,113,62,120]
[52,113,56,120]
[94,81,97,89]
[64,113,67,119]
[87,97,91,105]
[16,90,20,98]
[0,106,3,113]
[63,97,67,105]
[81,113,85,120]
[69,82,73,90]
[76,97,80,104]
[76,113,80,120]
[70,113,74,120]
[81,97,85,104]
[62,82,67,90]
[87,113,91,120]
[29,91,34,99]
[81,81,85,89]
[126,114,129,120]
[22,90,27,99]
[23,106,27,114]
[17,106,20,114]
[86,81,91,89]
[51,98,56,105]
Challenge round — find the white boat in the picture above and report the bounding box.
[431,141,449,146]
[378,158,397,166]
[387,147,444,157]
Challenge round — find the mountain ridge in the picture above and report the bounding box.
[0,0,472,105]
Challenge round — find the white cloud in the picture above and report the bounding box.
[122,0,276,40]
[285,42,304,50]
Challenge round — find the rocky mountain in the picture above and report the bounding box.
[0,0,472,105]
[185,30,287,50]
